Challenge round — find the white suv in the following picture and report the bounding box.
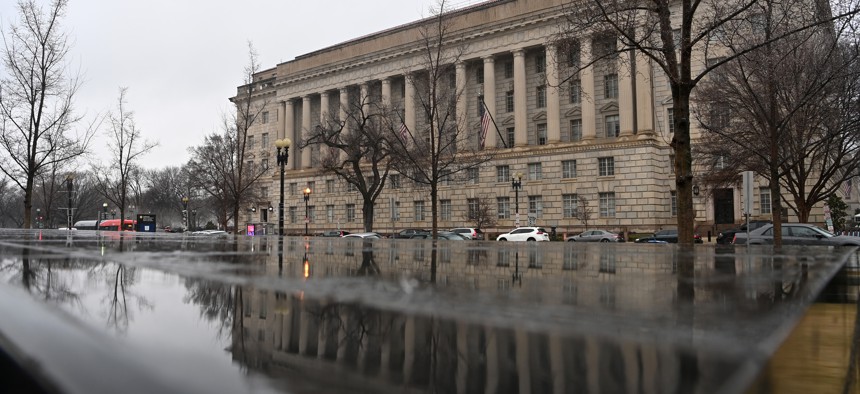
[450,228,484,240]
[496,227,550,242]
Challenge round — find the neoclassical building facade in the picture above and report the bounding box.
[233,0,806,236]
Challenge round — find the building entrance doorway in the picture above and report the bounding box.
[714,188,735,225]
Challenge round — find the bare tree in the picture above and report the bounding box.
[460,196,496,230]
[94,88,156,226]
[198,42,271,228]
[574,194,594,230]
[559,0,860,243]
[303,95,391,232]
[140,166,191,228]
[186,131,239,230]
[390,0,494,237]
[695,5,860,238]
[0,0,96,228]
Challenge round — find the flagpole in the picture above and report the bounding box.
[480,97,506,149]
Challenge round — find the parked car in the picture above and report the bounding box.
[409,231,469,240]
[565,230,622,242]
[716,220,772,245]
[321,230,350,237]
[393,228,429,239]
[732,223,860,246]
[450,228,484,240]
[190,230,228,236]
[635,229,703,243]
[496,227,551,242]
[343,232,382,239]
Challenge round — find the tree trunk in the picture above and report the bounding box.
[672,87,695,245]
[363,199,374,232]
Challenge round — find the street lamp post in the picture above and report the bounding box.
[303,187,311,236]
[191,210,197,231]
[66,174,74,230]
[511,172,523,227]
[182,196,189,231]
[98,202,108,231]
[274,138,292,236]
[35,208,41,229]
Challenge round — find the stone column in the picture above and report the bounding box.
[381,78,392,108]
[301,96,312,168]
[483,56,497,149]
[618,44,635,137]
[404,74,416,136]
[339,87,350,162]
[580,38,596,140]
[546,43,561,144]
[456,61,469,152]
[360,83,370,117]
[635,51,654,134]
[513,49,528,147]
[285,100,296,170]
[320,91,330,127]
[278,101,286,140]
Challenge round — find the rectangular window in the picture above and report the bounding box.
[671,191,677,216]
[477,95,485,117]
[247,135,255,150]
[496,165,510,183]
[669,154,675,173]
[569,80,581,104]
[326,179,335,193]
[307,181,315,194]
[262,132,269,148]
[605,115,620,137]
[535,54,546,73]
[506,127,515,148]
[599,192,616,217]
[289,206,297,223]
[569,119,582,142]
[528,195,543,218]
[261,159,268,171]
[497,197,510,219]
[504,61,514,78]
[290,183,297,195]
[441,200,452,221]
[528,163,542,180]
[307,206,315,222]
[346,204,355,222]
[346,182,356,192]
[414,200,425,221]
[604,74,618,99]
[390,174,401,189]
[536,86,546,108]
[261,187,268,197]
[326,205,334,223]
[667,108,675,133]
[536,123,547,145]
[476,67,484,84]
[262,111,269,124]
[467,198,479,219]
[567,44,580,68]
[505,91,514,112]
[760,187,772,214]
[599,157,615,176]
[466,168,479,184]
[562,160,577,178]
[391,201,400,221]
[563,194,578,218]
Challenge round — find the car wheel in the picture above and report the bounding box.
[600,239,609,243]
[498,238,507,241]
[567,239,576,242]
[527,238,535,241]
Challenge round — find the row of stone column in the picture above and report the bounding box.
[276,38,655,171]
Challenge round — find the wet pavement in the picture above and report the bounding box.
[0,229,856,394]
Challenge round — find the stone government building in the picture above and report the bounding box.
[233,0,810,236]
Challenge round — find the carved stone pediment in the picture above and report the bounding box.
[565,107,582,118]
[532,111,547,121]
[600,102,618,113]
[502,116,515,125]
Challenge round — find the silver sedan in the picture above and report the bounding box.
[733,223,860,246]
[565,230,621,242]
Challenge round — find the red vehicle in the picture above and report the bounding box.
[98,219,136,231]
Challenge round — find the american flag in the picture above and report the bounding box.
[399,123,408,142]
[844,178,853,199]
[480,104,491,149]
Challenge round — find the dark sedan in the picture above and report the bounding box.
[733,223,860,246]
[635,229,703,243]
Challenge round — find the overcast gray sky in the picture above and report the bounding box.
[0,0,477,170]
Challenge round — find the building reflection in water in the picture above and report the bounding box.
[223,240,841,393]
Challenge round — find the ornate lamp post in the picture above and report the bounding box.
[511,172,523,227]
[66,174,74,230]
[98,202,108,231]
[274,138,292,236]
[303,187,311,236]
[182,196,189,231]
